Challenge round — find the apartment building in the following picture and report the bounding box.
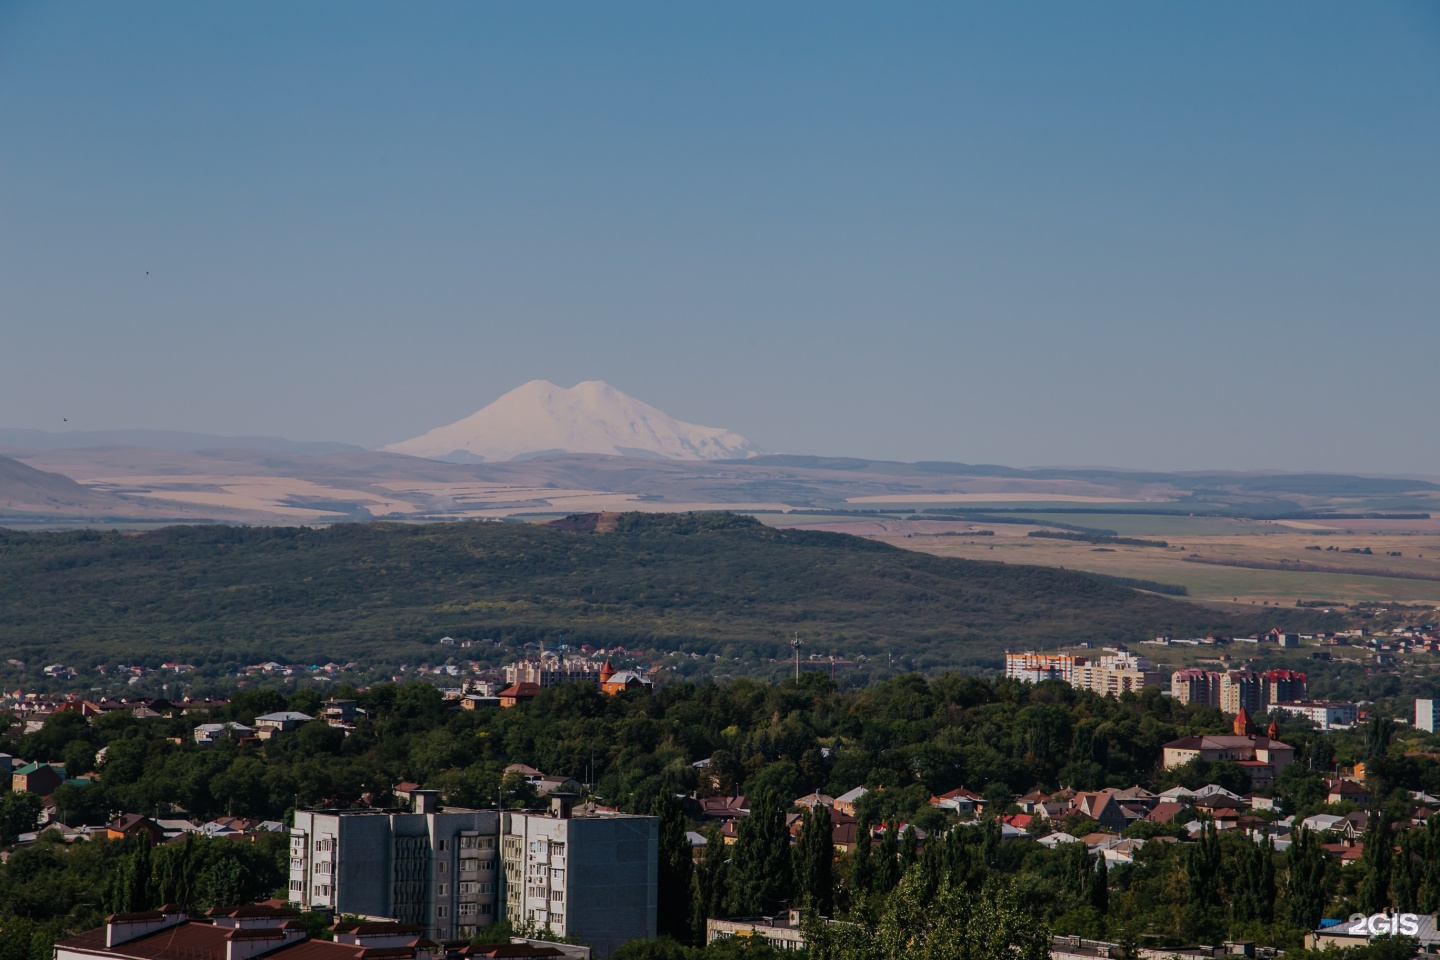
[1418,698,1438,733]
[1004,652,1086,685]
[1172,668,1309,716]
[289,792,502,940]
[501,801,657,952]
[289,794,656,953]
[1170,668,1219,707]
[1270,700,1358,731]
[1262,670,1307,706]
[1073,651,1164,697]
[503,655,603,689]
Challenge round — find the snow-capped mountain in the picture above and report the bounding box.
[380,380,761,463]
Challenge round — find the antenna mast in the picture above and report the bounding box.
[790,633,804,681]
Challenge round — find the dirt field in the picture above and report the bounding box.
[832,516,1440,607]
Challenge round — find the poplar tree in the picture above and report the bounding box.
[728,791,793,915]
[1357,811,1393,915]
[652,795,695,940]
[875,821,901,895]
[849,810,875,905]
[794,803,835,916]
[1284,827,1328,930]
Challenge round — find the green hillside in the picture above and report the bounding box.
[0,513,1285,667]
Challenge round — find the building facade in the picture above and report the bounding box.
[1004,652,1085,684]
[289,795,656,952]
[1072,651,1163,697]
[1170,668,1219,707]
[501,803,657,952]
[1270,700,1358,731]
[289,792,502,940]
[1419,698,1439,733]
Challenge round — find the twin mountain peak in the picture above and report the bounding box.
[380,380,762,464]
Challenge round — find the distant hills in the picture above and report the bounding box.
[0,512,1273,667]
[0,427,362,456]
[381,380,761,462]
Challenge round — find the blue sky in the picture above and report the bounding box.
[2,2,1437,472]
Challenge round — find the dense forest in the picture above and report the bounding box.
[0,514,1296,669]
[3,674,1440,960]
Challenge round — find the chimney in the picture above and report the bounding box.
[225,927,305,960]
[412,790,439,814]
[105,908,187,948]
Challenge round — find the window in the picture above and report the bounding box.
[479,837,495,850]
[437,906,448,918]
[289,880,303,892]
[458,904,477,916]
[550,842,565,856]
[459,882,478,894]
[439,839,449,852]
[550,890,563,902]
[480,905,493,916]
[481,861,494,873]
[437,883,448,896]
[438,861,448,875]
[480,882,494,894]
[551,914,563,926]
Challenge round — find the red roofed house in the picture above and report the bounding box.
[498,683,541,709]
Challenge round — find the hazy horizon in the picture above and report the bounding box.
[3,3,1437,473]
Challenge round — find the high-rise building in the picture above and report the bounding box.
[1170,669,1219,707]
[1262,669,1307,705]
[290,792,500,940]
[1419,698,1439,733]
[501,801,657,952]
[1072,650,1164,697]
[1219,671,1265,716]
[1004,652,1086,684]
[288,793,656,951]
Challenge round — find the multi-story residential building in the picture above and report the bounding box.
[1418,698,1439,733]
[1007,650,1161,696]
[290,794,656,952]
[1270,700,1358,731]
[1170,668,1219,707]
[1218,671,1265,716]
[503,655,603,689]
[1073,650,1163,697]
[1262,669,1307,705]
[1004,652,1086,685]
[289,792,502,940]
[501,801,657,952]
[1176,668,1308,716]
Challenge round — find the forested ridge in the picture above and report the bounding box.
[0,513,1278,667]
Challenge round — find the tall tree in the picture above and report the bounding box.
[1391,829,1421,914]
[795,803,835,917]
[1419,815,1440,914]
[1232,836,1275,924]
[806,871,1049,960]
[1284,827,1327,931]
[1183,819,1223,942]
[875,821,901,896]
[106,835,155,914]
[849,810,875,908]
[692,823,728,942]
[1356,811,1393,915]
[1089,852,1109,918]
[652,795,695,941]
[728,791,793,916]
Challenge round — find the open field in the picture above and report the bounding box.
[854,518,1440,608]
